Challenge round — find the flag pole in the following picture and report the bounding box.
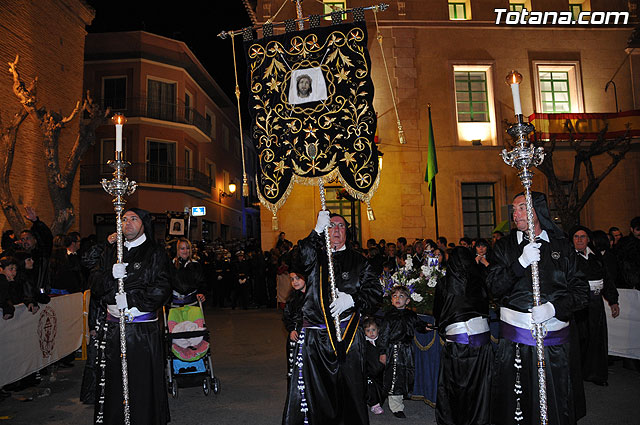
[433,178,439,238]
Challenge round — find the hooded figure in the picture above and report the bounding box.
[92,207,171,425]
[486,191,589,425]
[434,246,492,425]
[569,225,619,386]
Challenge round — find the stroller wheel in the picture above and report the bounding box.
[171,379,178,399]
[213,376,220,394]
[203,376,211,396]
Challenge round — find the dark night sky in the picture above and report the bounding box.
[85,0,254,102]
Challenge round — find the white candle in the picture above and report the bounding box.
[115,124,123,152]
[510,83,522,116]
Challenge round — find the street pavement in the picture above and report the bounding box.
[1,307,638,424]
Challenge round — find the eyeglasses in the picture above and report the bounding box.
[329,222,346,229]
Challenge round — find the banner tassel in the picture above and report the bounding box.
[366,201,375,221]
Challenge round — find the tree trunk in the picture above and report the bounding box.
[0,109,28,232]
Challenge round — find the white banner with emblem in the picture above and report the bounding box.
[0,292,83,387]
[606,288,640,360]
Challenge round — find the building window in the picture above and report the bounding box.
[449,1,471,20]
[222,125,230,151]
[325,187,362,245]
[101,139,126,173]
[461,183,496,239]
[454,71,489,122]
[184,148,192,182]
[206,161,217,188]
[146,140,175,185]
[569,0,590,20]
[147,79,176,121]
[323,1,346,19]
[533,62,583,113]
[510,3,525,12]
[184,92,192,122]
[453,65,497,145]
[102,77,126,110]
[539,71,570,113]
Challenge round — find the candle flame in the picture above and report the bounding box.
[505,70,523,86]
[112,113,127,125]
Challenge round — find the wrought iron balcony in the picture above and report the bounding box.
[99,97,212,136]
[81,163,212,196]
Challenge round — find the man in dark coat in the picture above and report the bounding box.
[614,216,640,290]
[434,246,492,425]
[570,225,619,386]
[92,208,171,425]
[282,211,382,425]
[487,192,589,425]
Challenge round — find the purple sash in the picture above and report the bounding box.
[500,321,569,346]
[107,311,157,323]
[446,331,491,347]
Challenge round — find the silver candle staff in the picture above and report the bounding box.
[500,70,548,425]
[100,113,137,425]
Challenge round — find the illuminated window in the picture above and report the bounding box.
[449,2,468,20]
[453,65,497,145]
[533,62,583,113]
[462,183,496,239]
[510,3,525,12]
[323,1,346,19]
[455,71,489,122]
[569,0,590,20]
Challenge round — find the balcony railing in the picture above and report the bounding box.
[81,163,212,194]
[99,97,212,136]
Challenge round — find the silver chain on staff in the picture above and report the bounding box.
[501,114,547,425]
[318,180,342,342]
[101,148,137,425]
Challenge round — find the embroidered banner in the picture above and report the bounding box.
[245,21,380,215]
[0,293,84,387]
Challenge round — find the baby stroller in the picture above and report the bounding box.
[163,300,220,398]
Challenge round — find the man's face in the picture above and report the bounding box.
[512,195,539,232]
[573,230,589,252]
[632,226,640,240]
[611,230,622,243]
[414,242,424,254]
[69,237,81,253]
[19,232,36,252]
[297,77,310,96]
[329,216,347,250]
[122,211,145,242]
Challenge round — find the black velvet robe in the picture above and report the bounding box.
[283,289,305,381]
[487,230,589,425]
[92,238,171,425]
[574,250,618,384]
[364,338,385,407]
[282,231,382,425]
[378,308,427,397]
[433,246,491,425]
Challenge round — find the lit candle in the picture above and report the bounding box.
[505,70,523,117]
[112,113,126,153]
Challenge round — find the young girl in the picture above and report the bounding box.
[379,285,429,419]
[363,317,385,415]
[282,266,306,385]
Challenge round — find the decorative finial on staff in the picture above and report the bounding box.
[500,70,548,425]
[100,114,137,425]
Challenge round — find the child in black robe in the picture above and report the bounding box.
[282,266,306,385]
[362,316,385,415]
[379,285,429,419]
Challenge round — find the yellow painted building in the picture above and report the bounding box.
[251,0,640,249]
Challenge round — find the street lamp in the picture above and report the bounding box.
[220,181,237,201]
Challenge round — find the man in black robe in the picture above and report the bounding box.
[570,225,619,386]
[487,192,589,425]
[614,216,640,290]
[282,211,382,425]
[92,208,171,425]
[434,246,492,425]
